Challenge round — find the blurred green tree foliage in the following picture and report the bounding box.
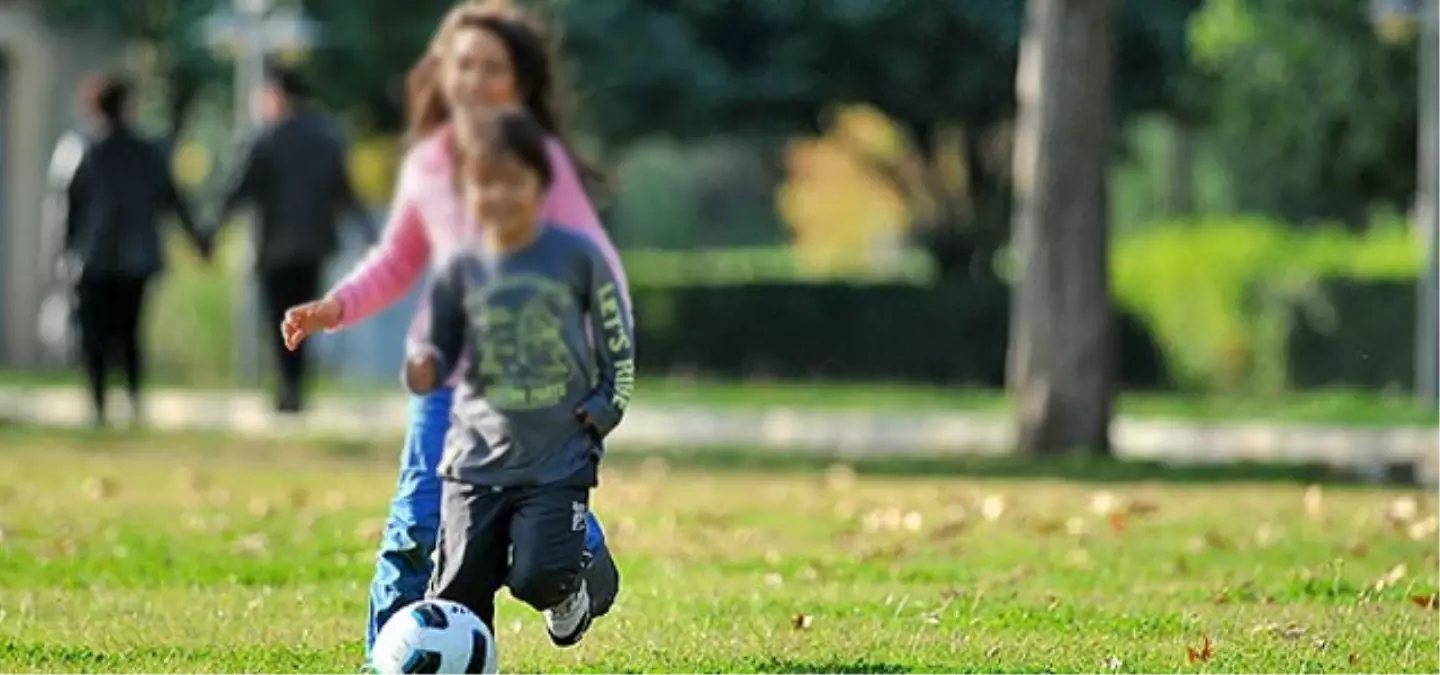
[43,0,1206,278]
[42,0,225,141]
[1189,0,1418,226]
[553,0,1203,278]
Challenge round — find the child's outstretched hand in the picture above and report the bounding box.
[282,299,343,351]
[403,351,440,394]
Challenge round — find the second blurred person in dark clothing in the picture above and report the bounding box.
[57,75,211,427]
[212,63,378,414]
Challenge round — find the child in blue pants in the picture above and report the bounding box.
[366,387,620,653]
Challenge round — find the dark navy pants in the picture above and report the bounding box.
[364,387,617,656]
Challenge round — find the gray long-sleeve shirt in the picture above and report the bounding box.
[411,224,636,488]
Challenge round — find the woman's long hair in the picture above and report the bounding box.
[404,0,602,189]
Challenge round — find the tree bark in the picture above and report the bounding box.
[1007,0,1117,455]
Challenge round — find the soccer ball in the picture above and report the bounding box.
[372,599,498,674]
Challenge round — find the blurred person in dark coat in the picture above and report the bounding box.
[211,62,378,414]
[49,74,212,427]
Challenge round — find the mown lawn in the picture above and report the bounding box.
[0,427,1435,673]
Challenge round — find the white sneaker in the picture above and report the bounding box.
[544,580,592,647]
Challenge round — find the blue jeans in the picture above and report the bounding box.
[364,387,614,655]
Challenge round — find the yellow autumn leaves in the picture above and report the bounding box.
[777,104,919,275]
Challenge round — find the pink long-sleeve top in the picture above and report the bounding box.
[327,126,629,342]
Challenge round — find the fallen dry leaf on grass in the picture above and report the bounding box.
[929,519,968,541]
[42,538,77,559]
[1185,635,1215,664]
[1251,622,1306,640]
[1032,519,1062,536]
[859,543,910,563]
[1254,523,1283,548]
[1406,515,1438,541]
[1343,541,1370,558]
[82,476,116,501]
[248,497,272,518]
[1108,511,1127,534]
[175,468,211,494]
[206,487,232,507]
[1090,491,1118,516]
[1127,499,1159,517]
[1386,496,1420,525]
[1410,594,1439,610]
[1189,531,1232,553]
[233,533,269,557]
[1304,485,1323,520]
[1374,564,1407,591]
[980,495,1007,522]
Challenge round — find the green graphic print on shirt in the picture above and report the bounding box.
[469,274,582,411]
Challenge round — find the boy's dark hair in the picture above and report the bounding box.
[264,61,311,101]
[461,108,554,190]
[92,75,132,123]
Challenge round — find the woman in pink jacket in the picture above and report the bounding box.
[278,1,626,661]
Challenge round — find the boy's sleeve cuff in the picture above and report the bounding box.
[579,395,622,439]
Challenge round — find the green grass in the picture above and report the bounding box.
[0,427,1436,673]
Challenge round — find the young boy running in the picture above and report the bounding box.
[401,107,634,647]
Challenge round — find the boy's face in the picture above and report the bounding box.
[466,152,543,238]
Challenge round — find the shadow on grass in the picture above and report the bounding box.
[501,659,1065,670]
[0,421,1412,486]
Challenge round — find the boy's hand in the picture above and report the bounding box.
[281,298,344,351]
[403,352,440,394]
[576,408,601,442]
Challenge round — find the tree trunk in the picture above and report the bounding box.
[1007,0,1117,456]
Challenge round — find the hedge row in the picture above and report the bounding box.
[633,213,1425,393]
[631,280,1169,388]
[144,214,1427,394]
[1111,212,1423,392]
